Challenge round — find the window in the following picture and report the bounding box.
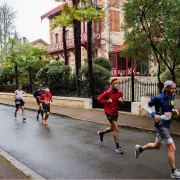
[55,33,59,43]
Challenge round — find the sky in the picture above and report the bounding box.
[4,0,60,43]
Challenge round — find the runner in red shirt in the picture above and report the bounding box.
[97,79,124,154]
[40,88,53,125]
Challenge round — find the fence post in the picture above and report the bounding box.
[131,71,135,102]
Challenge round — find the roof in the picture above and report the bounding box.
[41,3,68,21]
[110,44,127,53]
[30,38,49,46]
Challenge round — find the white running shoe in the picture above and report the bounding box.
[135,145,142,159]
[115,147,124,154]
[171,169,180,179]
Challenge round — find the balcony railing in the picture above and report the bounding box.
[46,32,101,53]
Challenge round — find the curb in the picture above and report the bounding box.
[0,147,47,180]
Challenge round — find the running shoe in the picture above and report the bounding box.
[171,169,180,179]
[43,119,48,125]
[115,147,124,154]
[135,144,142,159]
[97,131,104,142]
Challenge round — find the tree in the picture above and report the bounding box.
[55,0,82,96]
[0,2,17,64]
[75,6,104,98]
[21,45,50,85]
[0,65,14,84]
[5,43,50,85]
[123,0,180,89]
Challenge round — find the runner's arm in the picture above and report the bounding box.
[14,90,17,99]
[118,92,124,104]
[98,92,109,104]
[143,96,159,118]
[22,91,28,97]
[33,90,38,98]
[39,95,44,103]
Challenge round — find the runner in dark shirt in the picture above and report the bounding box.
[135,80,180,179]
[33,84,45,121]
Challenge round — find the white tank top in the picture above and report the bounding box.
[15,90,23,100]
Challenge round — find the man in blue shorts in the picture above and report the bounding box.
[135,80,180,179]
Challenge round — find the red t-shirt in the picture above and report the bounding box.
[40,93,52,106]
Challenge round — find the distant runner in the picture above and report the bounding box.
[14,85,27,122]
[33,84,45,121]
[40,88,53,125]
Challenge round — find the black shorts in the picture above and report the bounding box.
[15,99,25,108]
[106,114,118,123]
[43,106,50,113]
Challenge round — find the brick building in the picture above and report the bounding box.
[41,0,157,77]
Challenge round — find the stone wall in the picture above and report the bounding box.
[0,93,92,109]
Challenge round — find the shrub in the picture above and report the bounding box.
[0,66,14,85]
[80,63,111,97]
[47,65,71,84]
[93,57,112,71]
[36,61,71,85]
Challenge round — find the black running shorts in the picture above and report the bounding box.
[15,99,25,108]
[43,106,50,113]
[106,114,118,123]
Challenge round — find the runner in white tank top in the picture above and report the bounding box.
[14,85,27,122]
[15,90,23,100]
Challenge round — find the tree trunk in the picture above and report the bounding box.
[72,0,81,96]
[15,63,18,85]
[73,19,81,96]
[170,69,176,83]
[62,26,68,65]
[157,59,163,93]
[87,20,94,105]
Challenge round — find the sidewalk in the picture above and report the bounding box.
[0,154,30,179]
[0,98,180,136]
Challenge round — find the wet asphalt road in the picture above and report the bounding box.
[0,104,180,179]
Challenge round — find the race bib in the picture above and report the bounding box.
[44,100,50,104]
[15,101,20,105]
[162,112,172,121]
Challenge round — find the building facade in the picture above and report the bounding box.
[41,0,157,77]
[30,38,49,49]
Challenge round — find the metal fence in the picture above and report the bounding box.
[119,78,158,101]
[0,81,178,102]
